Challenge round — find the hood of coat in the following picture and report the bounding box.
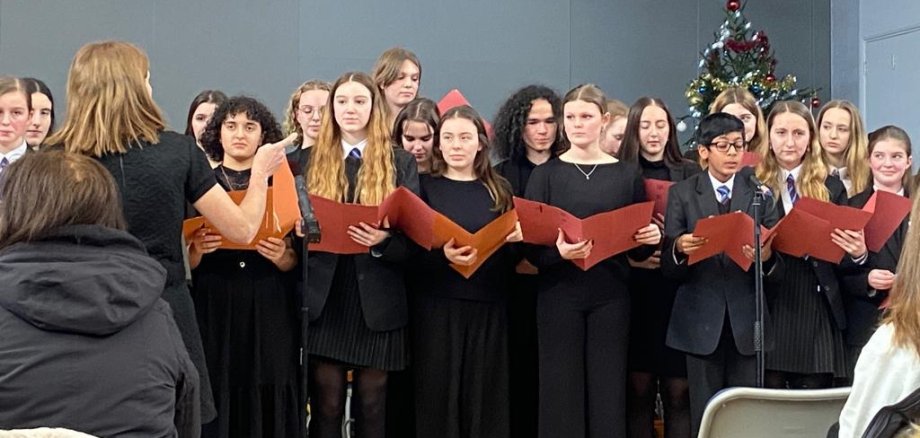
[0,224,167,336]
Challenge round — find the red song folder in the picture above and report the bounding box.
[644,179,674,218]
[688,211,773,271]
[862,190,912,252]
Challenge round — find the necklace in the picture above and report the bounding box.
[219,166,247,191]
[572,163,599,180]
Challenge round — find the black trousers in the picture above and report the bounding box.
[537,287,630,438]
[413,294,510,438]
[684,316,755,437]
[508,273,539,438]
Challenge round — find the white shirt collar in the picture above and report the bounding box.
[780,164,803,212]
[341,138,368,159]
[874,185,905,197]
[781,164,803,182]
[0,140,28,163]
[707,171,735,200]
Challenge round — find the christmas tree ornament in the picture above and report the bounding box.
[727,1,741,12]
[811,97,821,108]
[677,120,688,132]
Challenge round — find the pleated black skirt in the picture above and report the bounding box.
[307,256,408,371]
[765,256,848,378]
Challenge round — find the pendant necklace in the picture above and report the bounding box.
[220,166,247,191]
[573,163,599,180]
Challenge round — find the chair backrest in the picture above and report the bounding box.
[697,386,851,438]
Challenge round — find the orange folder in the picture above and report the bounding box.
[182,163,300,250]
[514,197,655,271]
[644,179,674,218]
[862,190,912,252]
[307,187,517,278]
[437,89,494,138]
[688,211,773,271]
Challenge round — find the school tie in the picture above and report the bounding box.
[0,158,8,174]
[786,174,799,205]
[348,147,362,160]
[717,185,731,206]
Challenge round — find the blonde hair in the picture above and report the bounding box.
[306,72,396,205]
[282,80,332,145]
[605,99,628,123]
[0,76,32,110]
[817,100,871,196]
[46,41,165,157]
[756,101,829,201]
[883,193,920,356]
[709,86,768,156]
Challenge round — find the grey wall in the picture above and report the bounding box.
[0,0,829,136]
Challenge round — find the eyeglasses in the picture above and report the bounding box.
[297,106,324,117]
[708,140,745,153]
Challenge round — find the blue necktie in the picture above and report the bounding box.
[348,147,362,160]
[717,185,731,206]
[0,158,9,173]
[786,174,799,205]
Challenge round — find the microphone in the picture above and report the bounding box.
[293,170,322,243]
[741,167,771,197]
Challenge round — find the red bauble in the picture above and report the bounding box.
[811,97,821,108]
[765,74,776,83]
[727,0,741,11]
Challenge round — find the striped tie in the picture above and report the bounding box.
[786,174,799,205]
[717,185,731,206]
[0,158,8,174]
[348,147,362,160]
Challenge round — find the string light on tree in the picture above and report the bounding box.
[680,0,820,148]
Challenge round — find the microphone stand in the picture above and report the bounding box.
[751,179,766,388]
[296,174,321,437]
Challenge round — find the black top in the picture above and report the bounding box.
[638,155,670,181]
[523,158,654,288]
[495,156,538,197]
[418,174,514,302]
[97,131,216,287]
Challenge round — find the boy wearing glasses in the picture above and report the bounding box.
[661,112,783,436]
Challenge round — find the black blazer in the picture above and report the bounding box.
[775,176,851,330]
[666,159,703,182]
[839,187,908,347]
[662,170,782,356]
[304,148,420,331]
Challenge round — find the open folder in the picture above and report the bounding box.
[513,197,655,271]
[182,162,300,250]
[688,211,774,271]
[308,187,519,279]
[861,190,912,252]
[771,197,873,263]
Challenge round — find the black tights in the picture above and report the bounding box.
[309,357,388,438]
[627,372,691,438]
[764,370,833,389]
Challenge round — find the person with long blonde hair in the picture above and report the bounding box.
[303,71,418,438]
[372,47,421,128]
[839,192,920,437]
[282,79,331,170]
[44,40,291,424]
[755,101,866,389]
[817,100,871,196]
[685,87,768,166]
[0,76,33,163]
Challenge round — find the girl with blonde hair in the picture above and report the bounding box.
[282,79,331,170]
[756,101,866,389]
[372,47,421,128]
[0,76,33,162]
[304,71,418,438]
[817,100,871,196]
[44,40,291,423]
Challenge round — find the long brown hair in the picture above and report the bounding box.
[431,105,513,212]
[756,101,829,201]
[817,100,871,196]
[868,125,914,193]
[0,151,126,249]
[306,72,396,205]
[709,86,768,156]
[619,96,685,167]
[882,192,920,356]
[46,41,166,157]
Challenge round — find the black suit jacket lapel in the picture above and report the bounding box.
[695,173,722,219]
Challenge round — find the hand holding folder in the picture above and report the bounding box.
[688,211,773,271]
[771,197,872,263]
[514,197,656,270]
[182,163,300,250]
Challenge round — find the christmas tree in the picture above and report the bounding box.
[679,0,820,142]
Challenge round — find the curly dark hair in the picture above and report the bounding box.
[199,96,283,162]
[492,84,563,162]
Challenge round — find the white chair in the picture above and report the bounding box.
[697,386,851,438]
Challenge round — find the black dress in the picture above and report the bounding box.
[628,156,699,378]
[413,174,516,438]
[524,158,655,438]
[192,167,303,438]
[95,131,218,422]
